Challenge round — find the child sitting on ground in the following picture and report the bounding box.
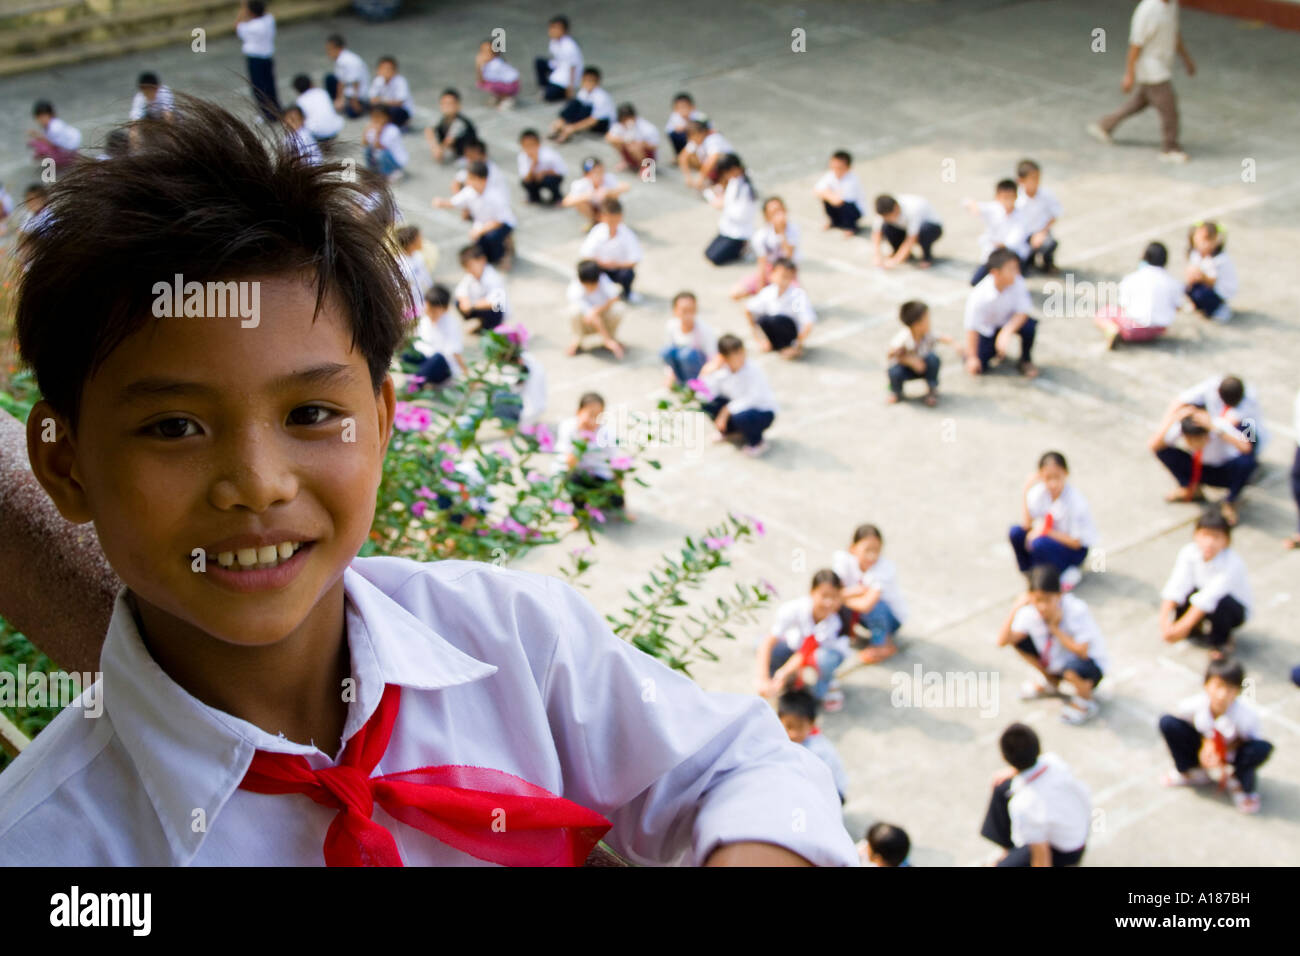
[886,300,954,406]
[732,196,800,300]
[1159,658,1272,814]
[872,193,944,269]
[744,258,815,358]
[1096,241,1185,348]
[577,197,643,301]
[433,162,517,269]
[661,291,718,386]
[1014,159,1062,274]
[832,523,908,665]
[997,565,1110,724]
[476,38,521,109]
[549,67,617,143]
[606,103,659,173]
[757,571,848,710]
[28,100,82,169]
[552,391,630,521]
[362,105,408,183]
[452,243,511,333]
[1149,388,1256,527]
[963,249,1038,378]
[703,154,757,266]
[367,56,414,129]
[395,225,434,317]
[679,118,733,191]
[1158,508,1252,659]
[565,260,626,358]
[403,284,466,386]
[858,823,911,867]
[281,106,321,165]
[664,92,704,156]
[966,180,1030,285]
[1184,221,1237,322]
[1008,451,1098,590]
[425,88,479,164]
[812,150,864,237]
[517,129,567,205]
[699,334,778,457]
[563,157,629,228]
[778,690,847,803]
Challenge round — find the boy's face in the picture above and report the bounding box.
[829,158,848,178]
[772,266,794,291]
[674,297,696,324]
[521,137,539,156]
[326,42,341,60]
[723,349,745,372]
[1204,676,1240,716]
[464,255,486,277]
[548,22,564,39]
[31,274,395,649]
[1019,171,1039,195]
[466,175,487,195]
[911,314,931,340]
[852,536,881,569]
[377,62,395,80]
[765,201,787,228]
[992,258,1020,289]
[424,302,447,321]
[1040,462,1067,498]
[1028,589,1060,621]
[1194,528,1228,562]
[780,712,814,744]
[440,94,459,116]
[140,85,158,101]
[577,403,602,429]
[35,111,53,128]
[673,99,692,118]
[810,583,843,620]
[581,74,598,91]
[996,189,1016,212]
[604,211,623,230]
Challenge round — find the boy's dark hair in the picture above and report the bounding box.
[1027,563,1061,595]
[616,102,637,122]
[673,92,693,105]
[463,138,487,156]
[326,33,346,49]
[248,1,266,16]
[600,197,623,216]
[1143,241,1168,268]
[578,391,604,410]
[717,333,745,357]
[14,96,408,434]
[999,722,1040,771]
[550,14,570,30]
[519,128,540,142]
[33,100,54,117]
[138,72,160,88]
[1038,450,1068,471]
[899,300,928,327]
[777,689,819,723]
[378,56,397,68]
[370,103,392,120]
[715,153,743,177]
[394,224,420,248]
[577,259,602,284]
[1205,658,1245,688]
[811,568,842,590]
[466,160,490,181]
[866,823,910,866]
[458,243,486,265]
[831,150,852,166]
[852,523,883,545]
[687,118,711,136]
[582,66,601,82]
[1195,507,1232,538]
[425,283,452,309]
[1218,375,1244,408]
[440,88,461,101]
[995,178,1018,194]
[875,194,898,216]
[771,257,796,274]
[1180,414,1210,439]
[1016,159,1040,179]
[986,248,1020,272]
[292,73,314,94]
[672,290,696,307]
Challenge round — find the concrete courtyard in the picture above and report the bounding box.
[1,0,1297,866]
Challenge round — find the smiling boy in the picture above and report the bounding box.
[0,99,855,867]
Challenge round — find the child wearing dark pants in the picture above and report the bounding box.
[1159,509,1252,657]
[1008,452,1096,584]
[886,300,953,406]
[699,335,778,457]
[1160,659,1272,814]
[963,249,1039,378]
[701,396,774,448]
[236,3,280,122]
[703,155,756,266]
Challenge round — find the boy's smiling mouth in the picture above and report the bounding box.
[194,533,318,591]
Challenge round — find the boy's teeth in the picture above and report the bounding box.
[278,542,294,560]
[257,545,278,564]
[218,551,235,567]
[213,541,303,571]
[237,548,259,567]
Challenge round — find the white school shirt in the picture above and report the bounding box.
[1177,374,1264,451]
[751,221,801,263]
[813,169,864,208]
[331,49,368,98]
[1025,481,1098,549]
[287,126,322,165]
[0,559,857,866]
[455,160,511,205]
[236,13,275,57]
[567,172,622,203]
[43,117,82,151]
[703,360,778,416]
[975,201,1031,259]
[579,222,642,265]
[830,551,909,626]
[665,317,718,357]
[451,182,517,230]
[546,35,584,89]
[1186,249,1238,302]
[296,88,344,139]
[1014,185,1062,236]
[687,130,732,160]
[802,733,848,800]
[553,418,617,479]
[515,353,547,429]
[769,596,849,657]
[413,308,464,367]
[1160,543,1253,618]
[566,273,621,312]
[664,109,705,135]
[1160,420,1246,469]
[129,85,174,121]
[368,74,414,113]
[454,265,510,321]
[481,56,519,86]
[1130,0,1180,85]
[964,274,1033,337]
[1172,693,1261,747]
[363,122,408,167]
[576,85,617,124]
[871,193,941,238]
[1010,593,1111,674]
[1008,753,1091,852]
[718,176,758,240]
[1118,263,1184,329]
[609,116,660,146]
[517,145,567,179]
[400,252,433,315]
[748,283,816,332]
[887,326,937,361]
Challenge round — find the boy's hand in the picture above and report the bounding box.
[1183,55,1196,77]
[1122,70,1135,93]
[965,355,982,375]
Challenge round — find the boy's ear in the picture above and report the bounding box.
[376,374,397,455]
[25,400,94,525]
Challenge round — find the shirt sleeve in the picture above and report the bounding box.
[1160,547,1195,605]
[1012,280,1034,316]
[1189,566,1232,614]
[1009,789,1049,847]
[540,577,858,866]
[1010,605,1038,638]
[1130,4,1158,46]
[578,226,601,258]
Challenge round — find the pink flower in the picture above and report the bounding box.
[610,453,633,471]
[686,378,712,399]
[753,520,766,537]
[704,535,733,551]
[440,459,456,473]
[536,424,555,453]
[526,470,545,484]
[571,546,592,558]
[501,323,530,347]
[587,507,606,525]
[411,501,428,518]
[552,499,574,515]
[441,478,460,492]
[438,442,458,455]
[519,423,537,437]
[760,577,778,596]
[415,486,435,500]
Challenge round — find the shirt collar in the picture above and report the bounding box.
[101,563,497,865]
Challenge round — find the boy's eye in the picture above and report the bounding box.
[287,405,335,426]
[149,418,200,439]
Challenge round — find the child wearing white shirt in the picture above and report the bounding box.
[235,1,280,122]
[664,92,705,156]
[998,566,1110,725]
[679,119,732,190]
[981,724,1091,866]
[563,157,629,227]
[1015,159,1063,273]
[700,335,778,456]
[291,75,344,141]
[778,691,848,802]
[704,155,757,266]
[401,285,465,386]
[451,141,511,206]
[553,392,630,520]
[282,107,322,165]
[517,129,567,204]
[757,571,849,708]
[733,196,801,299]
[362,105,409,183]
[476,39,521,107]
[435,162,517,267]
[606,103,660,172]
[578,198,642,300]
[27,100,82,168]
[394,225,434,317]
[745,259,815,358]
[963,249,1038,377]
[534,15,584,102]
[661,291,718,386]
[812,150,864,236]
[1184,221,1238,322]
[452,244,511,332]
[324,34,368,117]
[368,57,414,128]
[966,179,1031,284]
[872,193,944,269]
[1008,451,1098,589]
[129,73,174,121]
[886,300,955,406]
[1096,241,1185,347]
[1159,510,1252,656]
[832,523,908,665]
[566,261,626,358]
[550,67,617,143]
[1159,659,1272,813]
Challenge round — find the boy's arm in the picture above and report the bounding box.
[1122,43,1141,91]
[1176,34,1195,75]
[1029,842,1053,867]
[888,234,917,264]
[997,596,1031,647]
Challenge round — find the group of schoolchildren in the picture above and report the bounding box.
[7,8,1288,872]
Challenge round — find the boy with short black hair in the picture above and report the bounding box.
[606,103,659,172]
[966,179,1030,285]
[566,259,626,358]
[517,128,567,204]
[1,96,855,868]
[28,100,82,169]
[452,243,511,332]
[778,690,847,803]
[550,66,617,143]
[235,1,280,122]
[1015,159,1062,274]
[425,89,479,164]
[744,258,815,359]
[1096,241,1184,348]
[872,193,943,269]
[664,92,704,156]
[368,56,414,129]
[813,150,864,236]
[292,74,344,142]
[963,249,1038,378]
[403,284,465,386]
[886,300,953,406]
[860,823,911,867]
[130,72,174,121]
[324,33,368,117]
[535,14,584,102]
[1150,381,1257,525]
[362,104,408,183]
[578,197,642,301]
[281,106,322,165]
[434,161,517,268]
[1158,509,1252,657]
[700,334,778,456]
